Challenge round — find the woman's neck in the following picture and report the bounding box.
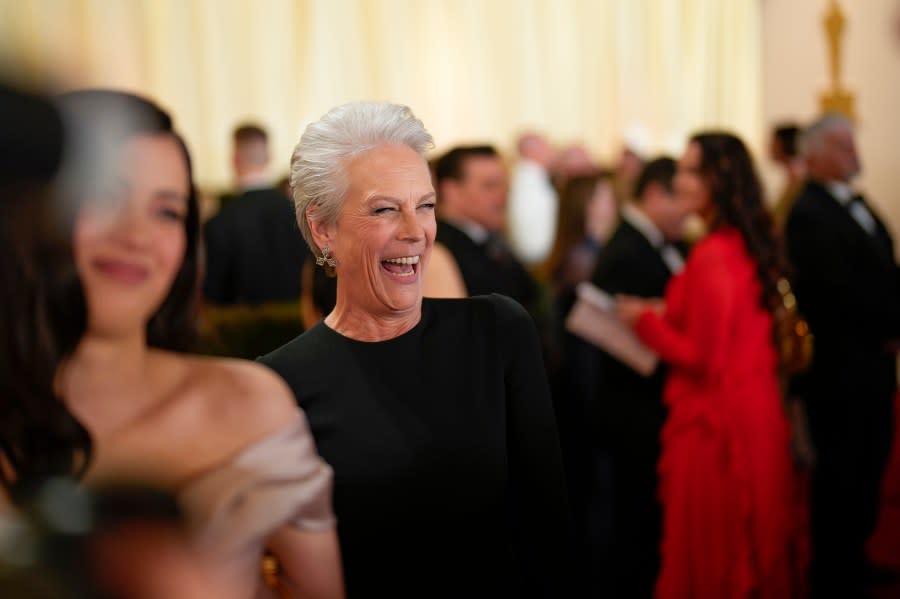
[325,297,422,342]
[61,330,155,434]
[701,205,721,231]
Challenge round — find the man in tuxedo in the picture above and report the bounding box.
[433,145,538,310]
[588,157,686,598]
[203,124,308,305]
[786,115,900,597]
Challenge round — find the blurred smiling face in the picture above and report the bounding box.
[459,155,508,231]
[674,141,713,222]
[319,143,436,317]
[73,134,189,339]
[823,126,860,182]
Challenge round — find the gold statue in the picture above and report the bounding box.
[820,0,856,121]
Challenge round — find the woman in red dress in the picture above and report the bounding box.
[618,133,798,599]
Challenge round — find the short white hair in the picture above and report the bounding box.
[290,102,434,265]
[800,113,853,158]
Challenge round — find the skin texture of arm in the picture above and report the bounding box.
[267,527,345,599]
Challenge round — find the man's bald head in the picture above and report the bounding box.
[801,114,860,184]
[232,123,270,179]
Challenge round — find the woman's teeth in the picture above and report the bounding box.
[382,255,419,277]
[384,256,420,265]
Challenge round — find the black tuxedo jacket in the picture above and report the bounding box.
[588,219,677,450]
[436,220,537,310]
[203,187,308,305]
[785,181,900,407]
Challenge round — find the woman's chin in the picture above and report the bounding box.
[375,284,423,315]
[85,299,160,341]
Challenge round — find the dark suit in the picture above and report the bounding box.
[203,187,308,305]
[785,180,900,596]
[436,219,537,310]
[588,218,679,599]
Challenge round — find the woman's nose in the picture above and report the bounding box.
[113,203,150,248]
[397,207,425,240]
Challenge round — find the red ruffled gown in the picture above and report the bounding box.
[635,227,799,599]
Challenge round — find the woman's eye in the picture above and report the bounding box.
[374,207,396,215]
[157,207,186,221]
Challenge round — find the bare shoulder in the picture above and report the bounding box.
[424,242,467,298]
[175,354,300,439]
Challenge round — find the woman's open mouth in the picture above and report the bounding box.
[381,255,420,279]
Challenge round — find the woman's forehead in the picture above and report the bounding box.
[118,135,189,193]
[346,146,431,192]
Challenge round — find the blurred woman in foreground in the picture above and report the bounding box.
[1,89,343,599]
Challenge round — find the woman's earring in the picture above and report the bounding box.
[316,245,337,268]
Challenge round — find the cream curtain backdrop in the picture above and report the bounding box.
[0,0,762,190]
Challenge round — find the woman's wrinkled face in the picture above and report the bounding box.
[674,141,713,223]
[325,143,436,318]
[73,134,189,339]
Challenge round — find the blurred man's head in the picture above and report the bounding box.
[516,132,554,169]
[617,147,645,184]
[435,145,508,231]
[232,123,270,185]
[801,114,860,184]
[553,144,597,179]
[770,124,801,165]
[633,156,685,242]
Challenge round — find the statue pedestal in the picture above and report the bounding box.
[820,86,856,121]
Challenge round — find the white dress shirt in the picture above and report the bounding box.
[827,182,877,236]
[507,159,558,266]
[446,218,490,245]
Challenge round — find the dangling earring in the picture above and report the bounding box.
[316,245,337,268]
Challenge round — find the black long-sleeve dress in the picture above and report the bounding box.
[259,294,571,598]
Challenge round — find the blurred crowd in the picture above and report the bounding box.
[1,75,899,599]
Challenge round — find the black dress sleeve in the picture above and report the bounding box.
[489,294,573,596]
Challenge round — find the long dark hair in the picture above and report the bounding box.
[542,171,610,282]
[1,90,200,502]
[691,132,784,312]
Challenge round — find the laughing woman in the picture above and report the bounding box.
[260,102,571,598]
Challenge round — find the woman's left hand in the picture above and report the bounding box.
[616,295,649,327]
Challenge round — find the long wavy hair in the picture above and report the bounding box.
[691,132,785,312]
[542,171,612,283]
[1,90,200,502]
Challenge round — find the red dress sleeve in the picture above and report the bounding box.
[634,239,739,381]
